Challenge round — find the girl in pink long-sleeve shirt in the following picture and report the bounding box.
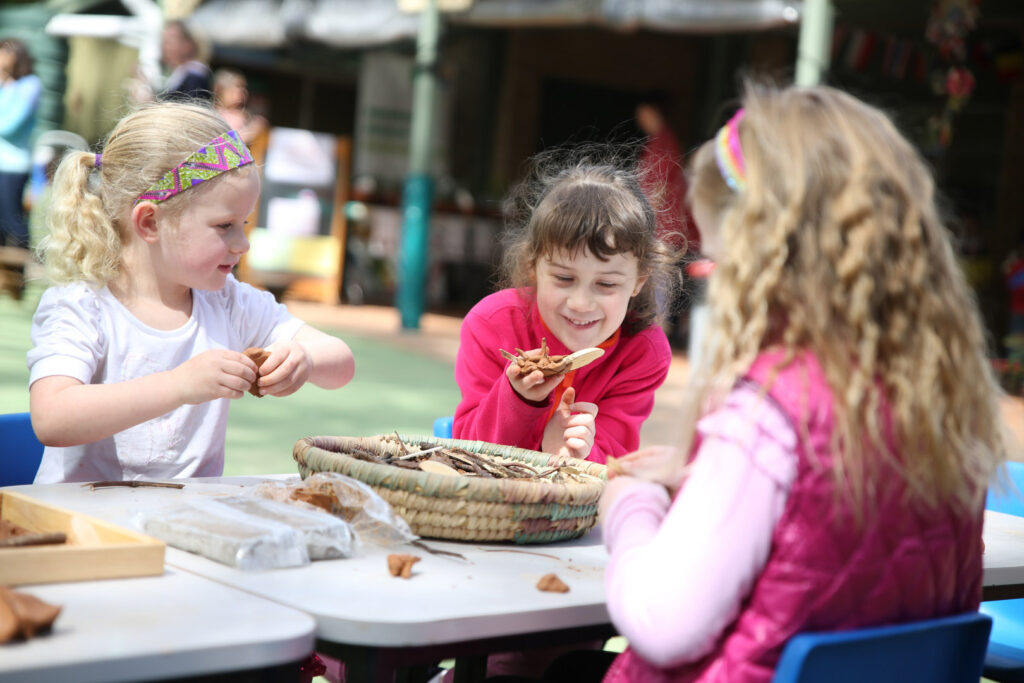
[453,155,682,464]
[598,83,1005,683]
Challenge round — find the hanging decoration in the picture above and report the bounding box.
[924,0,981,153]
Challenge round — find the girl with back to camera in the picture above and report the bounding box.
[453,153,681,464]
[27,101,355,483]
[598,82,1006,682]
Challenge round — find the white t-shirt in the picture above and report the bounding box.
[27,276,305,483]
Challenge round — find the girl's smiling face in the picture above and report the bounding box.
[533,248,647,351]
[161,169,259,292]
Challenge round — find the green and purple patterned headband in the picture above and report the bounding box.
[134,130,254,206]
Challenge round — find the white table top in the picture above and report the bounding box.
[983,510,1024,589]
[0,566,315,683]
[7,477,610,648]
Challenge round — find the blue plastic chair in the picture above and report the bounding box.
[772,612,992,683]
[433,416,453,439]
[0,412,44,486]
[982,461,1024,682]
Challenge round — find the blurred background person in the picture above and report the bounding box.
[133,20,212,103]
[214,68,269,145]
[635,93,694,346]
[0,37,41,250]
[160,20,212,100]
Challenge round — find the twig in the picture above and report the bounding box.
[478,547,561,560]
[0,532,67,548]
[84,481,185,490]
[410,540,469,562]
[394,446,445,461]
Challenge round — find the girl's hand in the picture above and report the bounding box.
[173,349,257,404]
[255,340,312,397]
[599,474,646,520]
[608,445,689,493]
[542,387,599,460]
[506,349,565,403]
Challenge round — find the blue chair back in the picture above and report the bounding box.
[433,416,453,439]
[987,461,1024,517]
[0,412,44,486]
[771,612,992,683]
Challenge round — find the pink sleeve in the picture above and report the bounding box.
[602,385,798,668]
[587,331,671,464]
[452,305,548,450]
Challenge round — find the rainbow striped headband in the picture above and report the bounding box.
[714,108,747,193]
[134,130,254,205]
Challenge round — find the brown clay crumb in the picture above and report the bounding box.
[536,573,570,593]
[243,347,271,397]
[387,554,421,579]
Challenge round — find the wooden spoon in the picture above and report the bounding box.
[419,460,462,476]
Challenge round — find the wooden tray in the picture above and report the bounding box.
[0,490,165,586]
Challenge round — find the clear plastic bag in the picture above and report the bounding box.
[250,473,417,547]
[216,496,358,560]
[143,498,309,571]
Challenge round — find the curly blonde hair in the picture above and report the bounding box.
[39,101,242,285]
[500,147,682,335]
[685,82,1004,511]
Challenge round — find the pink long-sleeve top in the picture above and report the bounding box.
[453,288,672,463]
[602,385,798,667]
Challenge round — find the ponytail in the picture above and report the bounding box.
[39,150,123,285]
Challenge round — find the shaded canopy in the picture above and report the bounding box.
[187,0,803,49]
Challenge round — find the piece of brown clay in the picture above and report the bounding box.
[243,347,271,397]
[536,573,570,593]
[387,553,421,579]
[500,338,572,377]
[0,587,61,643]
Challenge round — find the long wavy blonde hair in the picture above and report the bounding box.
[683,82,1004,511]
[39,101,240,285]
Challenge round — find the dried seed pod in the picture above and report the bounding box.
[536,573,570,593]
[387,553,421,579]
[243,347,271,397]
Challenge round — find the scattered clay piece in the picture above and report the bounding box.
[290,489,335,513]
[536,573,570,593]
[243,347,271,397]
[387,553,421,579]
[0,587,61,643]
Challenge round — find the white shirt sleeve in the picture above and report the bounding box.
[27,284,106,386]
[602,384,799,668]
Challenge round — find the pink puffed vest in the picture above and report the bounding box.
[604,351,983,683]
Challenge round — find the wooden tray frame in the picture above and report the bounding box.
[0,491,165,586]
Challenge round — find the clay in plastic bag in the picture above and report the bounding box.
[251,473,417,546]
[216,496,359,560]
[143,498,309,570]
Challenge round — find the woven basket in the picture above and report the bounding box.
[293,434,607,544]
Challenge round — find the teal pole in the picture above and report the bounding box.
[397,0,441,329]
[795,0,834,87]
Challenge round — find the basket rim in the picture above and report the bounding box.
[293,434,606,505]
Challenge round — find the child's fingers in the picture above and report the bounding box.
[569,401,599,417]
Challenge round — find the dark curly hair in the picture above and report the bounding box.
[499,145,683,335]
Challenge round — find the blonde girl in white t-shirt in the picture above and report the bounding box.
[27,101,354,483]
